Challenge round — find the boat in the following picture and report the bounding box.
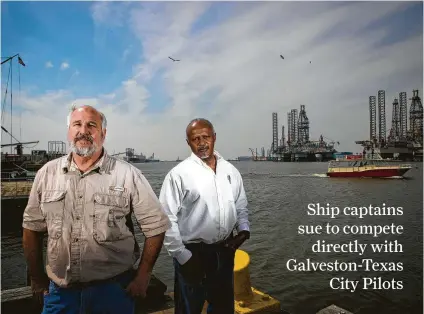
[344,154,364,160]
[333,151,353,159]
[326,151,412,178]
[122,148,146,163]
[237,156,252,161]
[1,54,67,180]
[145,153,160,162]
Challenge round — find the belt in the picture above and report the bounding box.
[186,233,234,250]
[65,268,135,289]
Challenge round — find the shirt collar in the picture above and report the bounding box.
[61,148,109,174]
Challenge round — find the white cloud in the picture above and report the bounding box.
[91,1,130,27]
[3,2,423,160]
[60,62,69,70]
[45,61,53,68]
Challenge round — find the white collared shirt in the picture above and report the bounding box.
[159,151,250,265]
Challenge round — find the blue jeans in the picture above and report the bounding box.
[42,270,135,314]
[173,243,235,314]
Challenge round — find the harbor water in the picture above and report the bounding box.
[1,161,422,314]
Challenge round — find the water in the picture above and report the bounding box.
[1,161,422,314]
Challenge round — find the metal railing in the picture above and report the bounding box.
[1,172,35,182]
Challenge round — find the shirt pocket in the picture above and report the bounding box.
[41,190,66,261]
[93,193,130,243]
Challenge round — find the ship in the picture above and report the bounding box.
[122,148,146,163]
[1,54,67,180]
[326,150,412,178]
[237,156,252,161]
[333,151,353,159]
[1,145,67,180]
[145,153,160,162]
[112,149,162,163]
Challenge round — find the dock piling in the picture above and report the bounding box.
[316,304,353,314]
[233,249,281,313]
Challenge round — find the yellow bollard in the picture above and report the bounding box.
[234,250,254,302]
[233,249,281,314]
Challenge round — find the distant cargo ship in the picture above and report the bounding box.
[113,148,161,163]
[237,156,252,161]
[145,153,160,162]
[123,155,146,163]
[122,148,146,163]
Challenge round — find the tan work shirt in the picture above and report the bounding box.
[22,150,171,287]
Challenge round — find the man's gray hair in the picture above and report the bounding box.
[66,104,107,130]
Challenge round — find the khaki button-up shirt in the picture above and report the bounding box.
[22,150,171,287]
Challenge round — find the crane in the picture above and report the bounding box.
[1,126,39,155]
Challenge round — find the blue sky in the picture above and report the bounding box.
[2,1,136,97]
[1,1,423,160]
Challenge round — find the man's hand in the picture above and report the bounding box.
[31,276,50,306]
[126,272,151,298]
[224,231,250,252]
[179,251,204,285]
[23,228,48,306]
[127,232,164,298]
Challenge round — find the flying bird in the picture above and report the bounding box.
[168,56,180,62]
[279,53,311,64]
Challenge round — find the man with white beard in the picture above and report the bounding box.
[22,105,170,314]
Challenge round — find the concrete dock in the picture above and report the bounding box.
[0,284,353,314]
[1,275,177,314]
[0,250,354,314]
[1,180,33,199]
[1,250,284,314]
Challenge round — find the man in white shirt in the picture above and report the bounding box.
[159,118,250,314]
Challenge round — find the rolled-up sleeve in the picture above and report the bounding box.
[234,170,250,233]
[22,168,47,232]
[131,169,171,238]
[159,172,192,265]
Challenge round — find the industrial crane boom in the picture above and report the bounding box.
[1,141,39,148]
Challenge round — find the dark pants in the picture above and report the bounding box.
[173,242,235,314]
[42,269,135,314]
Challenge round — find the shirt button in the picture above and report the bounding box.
[79,195,83,199]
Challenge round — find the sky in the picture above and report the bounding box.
[1,1,423,160]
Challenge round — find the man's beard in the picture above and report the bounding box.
[199,152,211,159]
[197,147,211,159]
[69,134,99,157]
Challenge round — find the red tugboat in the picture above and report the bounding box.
[326,151,412,178]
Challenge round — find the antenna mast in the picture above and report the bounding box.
[1,54,26,153]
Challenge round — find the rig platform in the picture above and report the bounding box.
[250,106,339,162]
[357,89,423,161]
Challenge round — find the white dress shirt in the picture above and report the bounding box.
[159,151,250,265]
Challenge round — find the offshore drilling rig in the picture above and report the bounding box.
[250,105,339,161]
[355,89,423,161]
